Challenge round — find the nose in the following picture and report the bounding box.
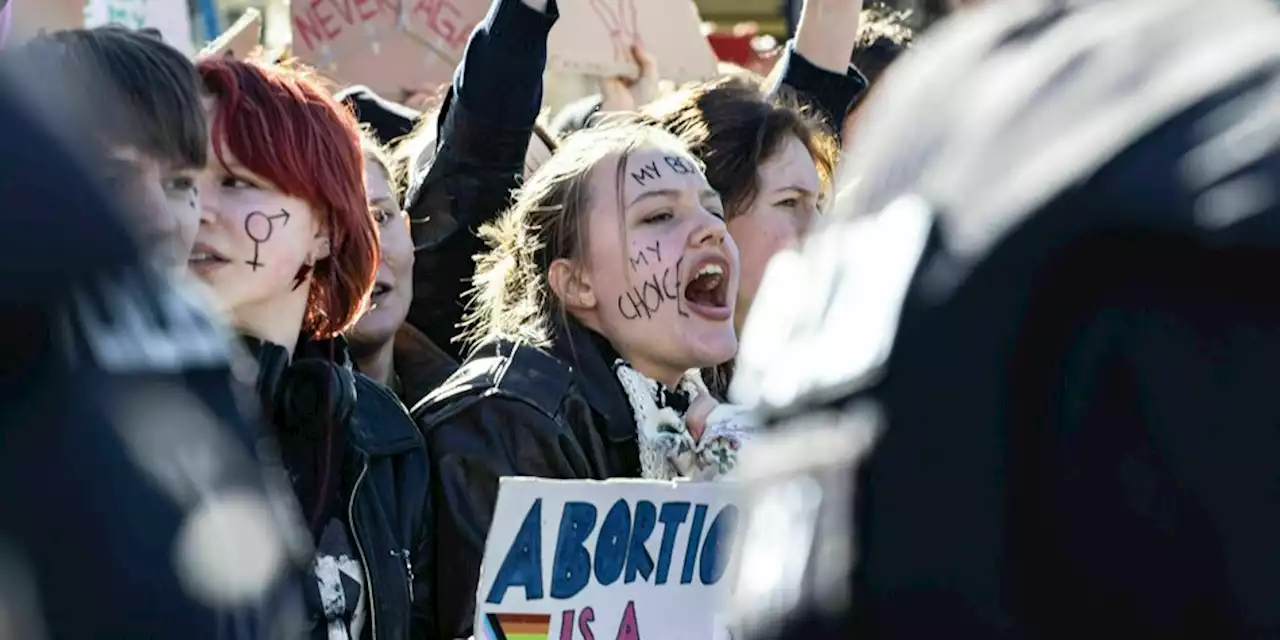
[689,210,727,249]
[197,175,219,225]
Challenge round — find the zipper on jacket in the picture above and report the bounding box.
[349,459,376,639]
[393,548,414,603]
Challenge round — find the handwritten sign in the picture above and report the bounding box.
[8,0,84,44]
[478,478,740,640]
[400,0,485,68]
[84,0,193,54]
[548,0,718,84]
[291,0,482,100]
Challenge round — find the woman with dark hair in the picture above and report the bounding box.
[349,133,457,410]
[192,56,433,639]
[644,77,839,396]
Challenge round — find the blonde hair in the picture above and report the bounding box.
[359,127,401,203]
[461,120,697,352]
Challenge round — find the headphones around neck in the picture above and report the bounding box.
[254,339,357,439]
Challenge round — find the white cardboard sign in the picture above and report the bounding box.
[84,0,193,54]
[477,478,741,640]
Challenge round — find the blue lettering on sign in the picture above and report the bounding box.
[594,499,631,586]
[654,502,690,585]
[700,505,739,584]
[623,500,657,583]
[680,504,708,585]
[551,502,598,599]
[485,498,545,604]
[488,499,738,603]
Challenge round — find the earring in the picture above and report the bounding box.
[292,261,314,291]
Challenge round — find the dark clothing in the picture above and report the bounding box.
[549,42,867,143]
[307,517,369,639]
[337,85,422,146]
[729,0,1280,638]
[393,323,458,410]
[765,40,867,139]
[0,74,308,638]
[251,336,435,640]
[412,321,640,638]
[402,0,553,362]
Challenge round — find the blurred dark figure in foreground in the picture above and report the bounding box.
[0,71,309,637]
[730,0,1280,637]
[5,26,209,271]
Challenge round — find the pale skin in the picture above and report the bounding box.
[189,137,331,357]
[549,145,740,390]
[105,145,203,271]
[794,0,865,76]
[728,134,824,335]
[349,159,415,386]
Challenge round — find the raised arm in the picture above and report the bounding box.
[767,0,867,140]
[404,0,559,360]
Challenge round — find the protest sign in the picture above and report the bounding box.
[547,0,718,84]
[8,0,84,44]
[400,0,486,70]
[200,8,262,60]
[292,0,478,101]
[84,0,194,54]
[477,478,741,640]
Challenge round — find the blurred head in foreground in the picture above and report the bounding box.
[5,26,208,269]
[730,0,1280,637]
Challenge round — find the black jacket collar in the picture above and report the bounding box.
[550,319,636,444]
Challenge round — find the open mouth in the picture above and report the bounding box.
[188,243,231,268]
[683,257,731,320]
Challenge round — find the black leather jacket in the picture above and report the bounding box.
[410,322,640,638]
[255,337,435,639]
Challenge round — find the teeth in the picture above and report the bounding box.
[190,252,210,261]
[696,264,724,278]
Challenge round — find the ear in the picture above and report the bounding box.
[310,232,331,262]
[548,257,597,312]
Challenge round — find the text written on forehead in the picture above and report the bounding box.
[629,156,696,188]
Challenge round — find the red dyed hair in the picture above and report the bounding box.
[197,56,377,339]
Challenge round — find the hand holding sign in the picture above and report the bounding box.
[549,0,717,84]
[598,44,659,112]
[684,393,717,443]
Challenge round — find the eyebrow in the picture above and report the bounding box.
[773,184,819,197]
[628,188,721,208]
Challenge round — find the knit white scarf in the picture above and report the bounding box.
[612,360,756,481]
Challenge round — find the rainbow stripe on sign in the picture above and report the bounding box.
[482,613,552,640]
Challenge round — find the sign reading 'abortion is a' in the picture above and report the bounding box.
[477,478,741,640]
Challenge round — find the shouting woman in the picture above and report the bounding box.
[415,121,757,637]
[191,57,433,639]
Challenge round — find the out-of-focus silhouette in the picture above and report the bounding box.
[730,0,1280,637]
[0,69,310,638]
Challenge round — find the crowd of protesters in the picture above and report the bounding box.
[3,0,1280,638]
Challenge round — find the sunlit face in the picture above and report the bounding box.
[188,135,327,324]
[726,135,822,334]
[571,145,739,384]
[104,145,202,269]
[350,159,414,349]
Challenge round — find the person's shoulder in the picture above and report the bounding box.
[350,371,425,457]
[412,339,573,429]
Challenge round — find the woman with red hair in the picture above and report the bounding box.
[191,56,433,639]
